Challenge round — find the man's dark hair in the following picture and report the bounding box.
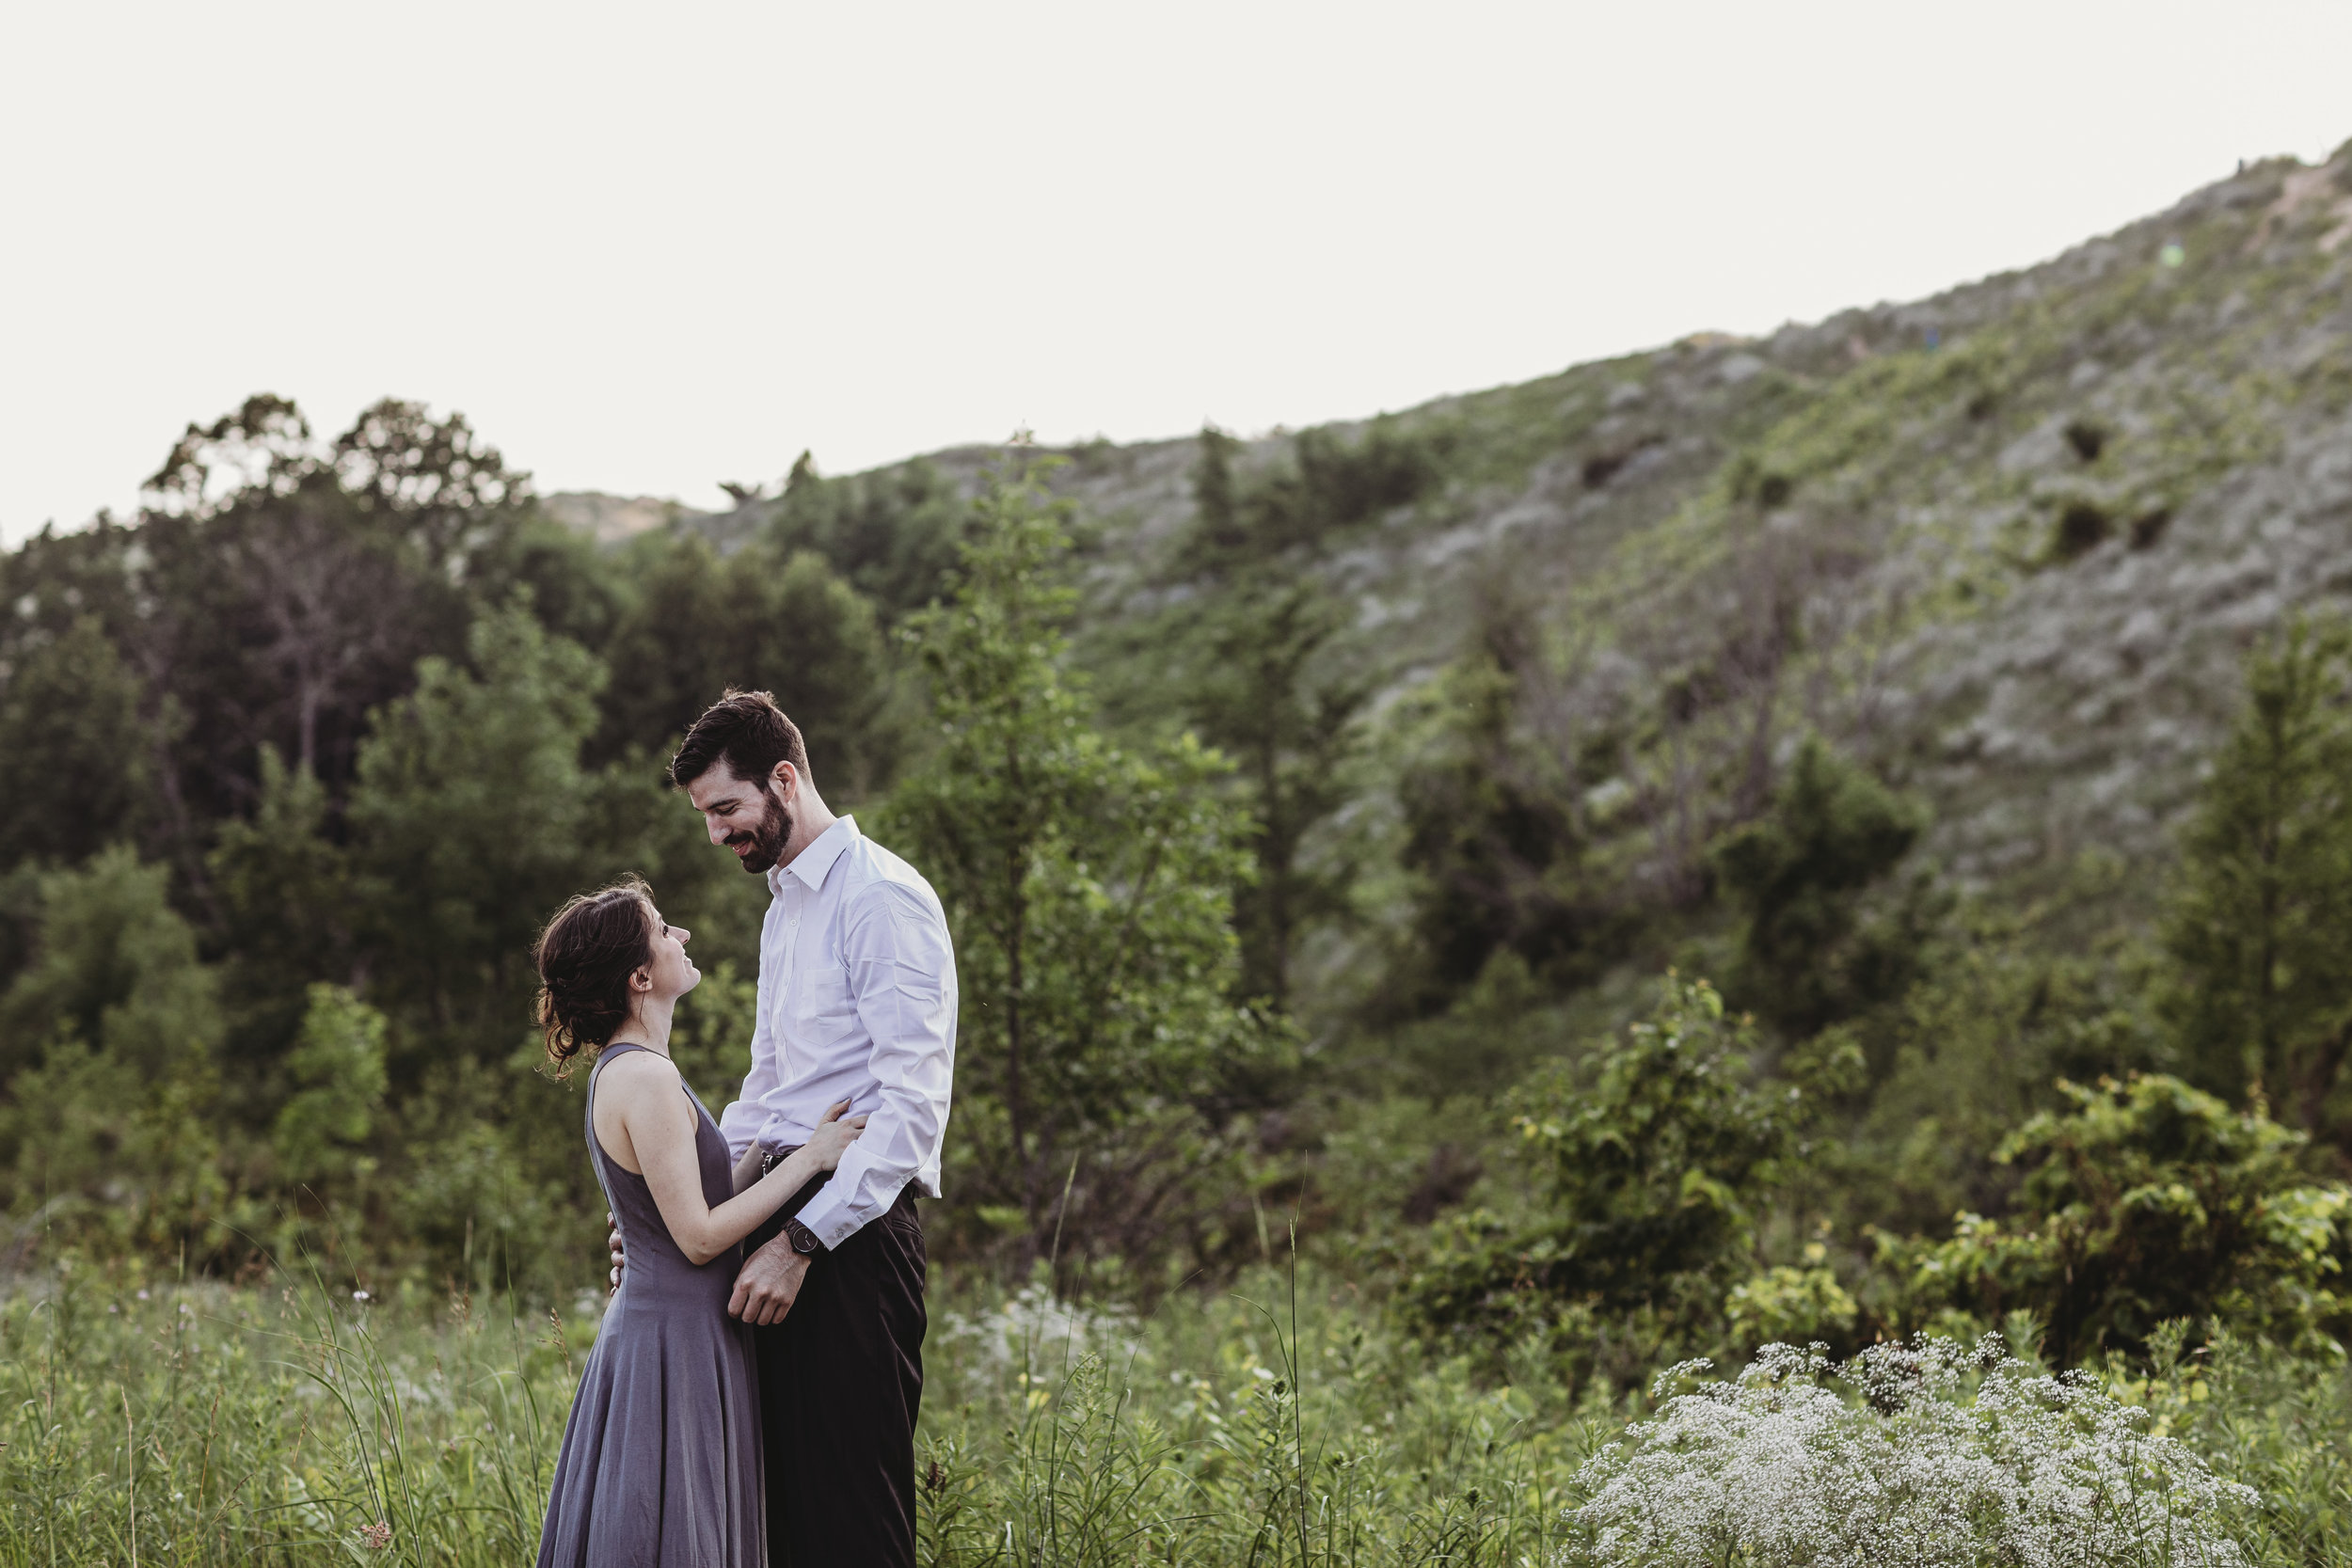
[670,689,811,791]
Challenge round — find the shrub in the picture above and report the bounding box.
[2066,417,2111,463]
[1400,975,1799,1370]
[2053,499,2114,560]
[1878,1074,2352,1363]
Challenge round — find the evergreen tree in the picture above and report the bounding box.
[1181,578,1365,1008]
[2163,621,2352,1132]
[1712,736,1927,1038]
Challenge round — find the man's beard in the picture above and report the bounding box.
[727,793,793,875]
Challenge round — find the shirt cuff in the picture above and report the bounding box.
[792,1177,885,1250]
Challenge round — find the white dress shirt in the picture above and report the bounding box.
[716,816,958,1249]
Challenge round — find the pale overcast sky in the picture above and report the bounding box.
[3,1,2347,540]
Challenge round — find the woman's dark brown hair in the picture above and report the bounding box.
[532,875,657,1074]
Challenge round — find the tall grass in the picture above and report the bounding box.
[0,1253,2341,1566]
[0,1258,572,1565]
[919,1267,1602,1565]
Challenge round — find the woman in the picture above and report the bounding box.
[532,875,864,1567]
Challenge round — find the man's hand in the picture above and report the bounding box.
[608,1212,624,1293]
[728,1232,811,1326]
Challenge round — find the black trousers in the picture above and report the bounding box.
[747,1168,927,1568]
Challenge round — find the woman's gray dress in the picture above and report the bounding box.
[537,1043,765,1566]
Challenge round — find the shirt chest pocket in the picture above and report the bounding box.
[788,965,861,1045]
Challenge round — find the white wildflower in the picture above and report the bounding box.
[1575,1335,2257,1567]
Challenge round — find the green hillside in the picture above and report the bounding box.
[638,143,2352,1032]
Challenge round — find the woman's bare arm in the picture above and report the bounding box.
[598,1053,862,1266]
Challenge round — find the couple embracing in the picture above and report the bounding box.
[531,690,954,1567]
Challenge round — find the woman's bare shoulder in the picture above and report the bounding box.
[596,1049,683,1102]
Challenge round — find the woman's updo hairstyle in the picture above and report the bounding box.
[532,875,657,1074]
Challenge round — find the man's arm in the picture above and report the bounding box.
[790,879,956,1249]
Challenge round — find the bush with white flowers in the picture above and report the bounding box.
[1573,1336,2257,1567]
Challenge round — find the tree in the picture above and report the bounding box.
[591,534,903,796]
[272,984,389,1191]
[0,616,155,873]
[209,747,361,1064]
[345,606,609,1058]
[766,452,970,619]
[0,849,228,1256]
[1180,577,1365,1008]
[135,394,535,821]
[1711,736,1927,1038]
[880,462,1254,1266]
[1181,424,1249,569]
[0,847,222,1081]
[2162,622,2352,1132]
[1395,647,1611,1004]
[1176,420,1444,577]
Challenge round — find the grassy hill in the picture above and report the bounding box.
[607,144,2352,987]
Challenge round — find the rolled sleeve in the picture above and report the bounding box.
[790,883,958,1247]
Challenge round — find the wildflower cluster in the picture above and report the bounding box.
[1575,1336,2258,1567]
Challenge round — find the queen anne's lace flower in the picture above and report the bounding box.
[1574,1336,2256,1566]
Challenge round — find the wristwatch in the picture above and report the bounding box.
[784,1217,822,1255]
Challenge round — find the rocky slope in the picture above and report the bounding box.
[572,142,2352,927]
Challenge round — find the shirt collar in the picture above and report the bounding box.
[767,815,859,895]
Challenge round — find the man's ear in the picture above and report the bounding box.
[769,760,800,801]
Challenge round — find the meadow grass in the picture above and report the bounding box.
[0,1253,2343,1566]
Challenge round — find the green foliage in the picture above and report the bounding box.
[208,748,360,1059]
[1833,886,2162,1240]
[881,462,1258,1271]
[2161,620,2352,1132]
[0,616,155,874]
[133,394,533,818]
[766,451,970,618]
[0,847,221,1079]
[591,533,903,794]
[1401,975,1799,1371]
[1383,950,1567,1103]
[1395,652,1610,1004]
[1179,420,1447,576]
[1722,1261,1858,1350]
[272,985,389,1191]
[0,849,231,1257]
[1880,1073,2352,1363]
[1180,576,1367,1008]
[345,606,608,1056]
[1711,736,1928,1037]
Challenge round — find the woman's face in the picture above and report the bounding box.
[640,902,701,1003]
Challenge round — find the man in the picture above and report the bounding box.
[618,688,956,1568]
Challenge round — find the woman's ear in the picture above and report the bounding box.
[629,963,654,995]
